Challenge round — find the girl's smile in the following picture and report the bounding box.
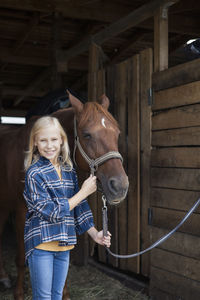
[35,125,62,165]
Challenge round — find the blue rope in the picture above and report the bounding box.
[105,198,200,259]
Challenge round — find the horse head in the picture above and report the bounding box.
[68,92,129,205]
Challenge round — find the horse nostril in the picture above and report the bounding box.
[108,177,119,195]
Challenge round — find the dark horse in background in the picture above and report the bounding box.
[0,91,129,299]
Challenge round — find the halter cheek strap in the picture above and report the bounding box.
[73,117,123,175]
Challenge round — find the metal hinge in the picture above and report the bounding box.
[148,87,153,106]
[148,208,153,225]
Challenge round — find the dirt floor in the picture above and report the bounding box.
[0,227,149,300]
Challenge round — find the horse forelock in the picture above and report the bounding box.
[78,102,118,129]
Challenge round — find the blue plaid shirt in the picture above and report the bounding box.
[23,156,94,264]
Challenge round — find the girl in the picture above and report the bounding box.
[24,116,111,300]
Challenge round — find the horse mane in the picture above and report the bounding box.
[78,101,119,129]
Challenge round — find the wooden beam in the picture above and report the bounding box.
[0,13,40,71]
[2,87,46,97]
[9,0,178,107]
[0,48,49,67]
[0,0,130,23]
[140,14,200,36]
[60,0,179,61]
[1,108,27,117]
[154,4,169,72]
[13,13,40,53]
[1,1,198,36]
[0,47,88,70]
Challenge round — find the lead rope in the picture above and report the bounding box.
[102,196,200,259]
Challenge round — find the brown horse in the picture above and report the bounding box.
[0,93,129,299]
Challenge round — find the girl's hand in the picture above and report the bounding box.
[81,175,97,198]
[94,230,111,248]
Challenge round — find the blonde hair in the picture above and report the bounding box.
[24,116,73,171]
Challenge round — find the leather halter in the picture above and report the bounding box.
[73,116,123,175]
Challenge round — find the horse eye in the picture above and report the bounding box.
[82,132,92,139]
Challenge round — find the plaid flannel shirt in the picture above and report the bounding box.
[23,156,94,264]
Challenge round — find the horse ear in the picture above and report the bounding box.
[67,90,83,113]
[99,94,110,110]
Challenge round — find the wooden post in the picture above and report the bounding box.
[127,55,141,273]
[140,48,153,277]
[154,5,169,72]
[88,43,106,262]
[88,43,103,101]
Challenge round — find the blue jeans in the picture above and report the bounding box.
[28,248,70,300]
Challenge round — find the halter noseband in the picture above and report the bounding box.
[73,116,123,175]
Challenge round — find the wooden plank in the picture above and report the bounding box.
[88,45,108,263]
[88,43,100,101]
[0,0,130,23]
[151,147,200,168]
[152,81,200,111]
[151,226,200,259]
[127,55,140,273]
[0,46,88,70]
[151,188,200,213]
[140,48,153,277]
[116,61,128,271]
[153,104,200,130]
[150,287,181,300]
[153,57,200,91]
[151,207,200,236]
[151,167,200,191]
[150,266,200,300]
[0,13,39,72]
[152,126,200,147]
[106,65,119,268]
[154,5,168,72]
[96,69,106,264]
[151,248,200,281]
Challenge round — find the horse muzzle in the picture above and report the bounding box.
[98,174,129,205]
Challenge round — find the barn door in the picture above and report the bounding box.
[105,55,141,274]
[87,46,152,276]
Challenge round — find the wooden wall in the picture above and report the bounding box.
[86,43,200,298]
[150,58,200,300]
[87,48,153,275]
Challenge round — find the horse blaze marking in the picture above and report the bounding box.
[101,118,106,128]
